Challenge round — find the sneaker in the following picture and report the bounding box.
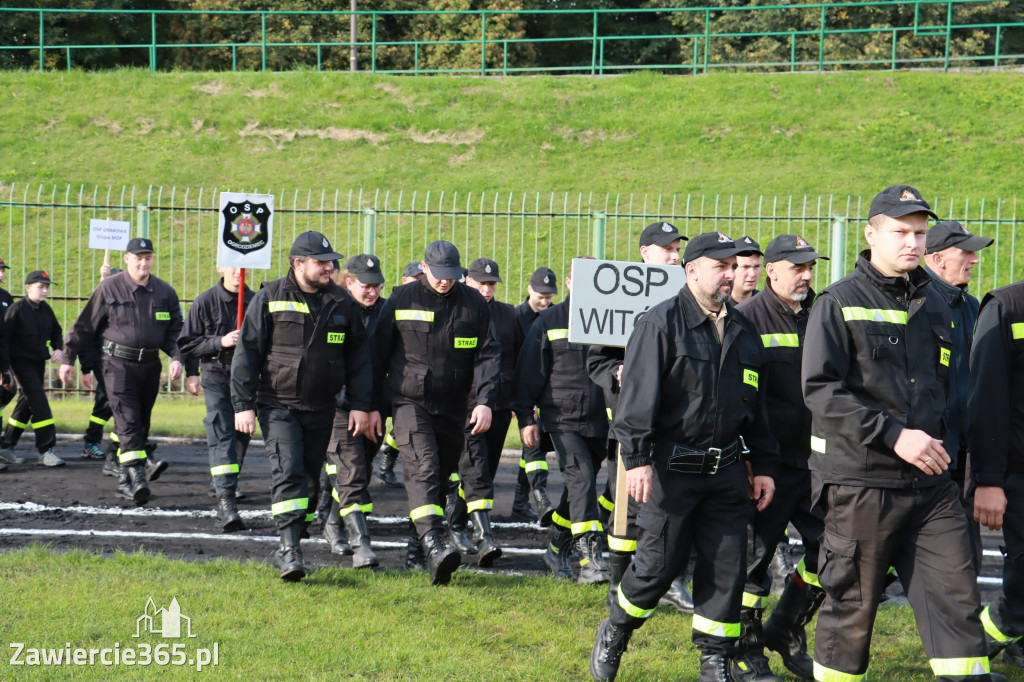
[0,448,25,464]
[38,449,66,467]
[82,442,106,459]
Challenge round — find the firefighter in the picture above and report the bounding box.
[374,240,500,585]
[803,185,999,682]
[732,237,764,304]
[0,256,17,470]
[589,231,778,682]
[61,238,183,505]
[231,231,376,582]
[513,259,610,584]
[734,235,830,680]
[179,266,255,533]
[79,266,122,464]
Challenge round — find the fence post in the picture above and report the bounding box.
[136,205,151,239]
[38,10,44,71]
[591,211,606,260]
[829,215,846,284]
[363,207,377,255]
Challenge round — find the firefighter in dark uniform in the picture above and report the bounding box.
[588,221,693,612]
[734,235,829,681]
[512,266,558,524]
[802,185,999,682]
[0,257,18,470]
[374,240,500,586]
[79,266,122,463]
[513,260,610,585]
[589,232,778,682]
[321,254,387,570]
[0,271,66,467]
[732,237,763,304]
[179,266,254,533]
[232,232,376,582]
[970,279,1024,669]
[61,238,184,506]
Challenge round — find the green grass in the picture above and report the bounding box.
[0,545,987,681]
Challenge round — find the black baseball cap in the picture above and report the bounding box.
[25,270,55,285]
[764,234,830,264]
[682,232,745,265]
[639,222,686,248]
[868,185,938,220]
[529,267,558,294]
[0,257,9,269]
[126,237,155,254]
[402,262,423,279]
[423,240,462,280]
[467,258,502,283]
[290,231,343,261]
[109,268,123,276]
[736,236,763,256]
[345,254,385,285]
[925,221,994,255]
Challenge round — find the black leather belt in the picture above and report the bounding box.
[667,439,743,475]
[102,341,159,363]
[202,349,234,365]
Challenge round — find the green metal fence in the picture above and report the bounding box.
[1,1,1022,75]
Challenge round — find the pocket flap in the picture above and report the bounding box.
[822,529,857,559]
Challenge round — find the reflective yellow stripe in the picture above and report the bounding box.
[454,337,477,349]
[268,301,310,314]
[617,588,654,619]
[327,332,345,344]
[571,520,603,535]
[796,556,821,589]
[31,418,55,429]
[467,499,493,513]
[8,418,27,429]
[458,486,465,500]
[760,333,799,348]
[325,463,337,475]
[546,328,568,341]
[524,460,548,472]
[551,511,571,529]
[118,449,148,464]
[810,436,826,454]
[813,662,865,682]
[691,614,741,639]
[929,657,989,676]
[271,498,309,515]
[742,592,763,609]
[89,415,108,426]
[449,473,461,483]
[743,369,759,390]
[110,432,120,442]
[606,408,613,420]
[1012,323,1024,340]
[410,504,443,521]
[607,535,636,552]
[339,502,373,517]
[384,432,397,449]
[841,307,907,324]
[598,495,614,512]
[395,309,434,322]
[155,311,171,321]
[210,464,240,477]
[305,512,315,523]
[981,605,1017,644]
[939,347,950,367]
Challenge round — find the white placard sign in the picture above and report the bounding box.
[217,192,274,269]
[88,219,131,250]
[568,258,686,347]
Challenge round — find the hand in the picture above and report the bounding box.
[626,465,653,504]
[50,349,63,364]
[59,363,74,385]
[752,475,775,512]
[234,409,256,435]
[100,262,110,279]
[82,373,96,390]
[1,371,12,390]
[470,405,492,435]
[359,411,382,443]
[168,360,183,381]
[893,428,949,475]
[615,364,623,383]
[348,410,372,439]
[185,376,201,396]
[221,330,240,348]
[975,486,1007,531]
[520,424,539,448]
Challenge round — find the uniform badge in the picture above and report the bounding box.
[961,224,970,234]
[662,223,673,232]
[485,264,492,273]
[366,258,374,267]
[543,275,550,284]
[222,200,270,255]
[795,236,810,249]
[900,190,918,201]
[717,232,732,243]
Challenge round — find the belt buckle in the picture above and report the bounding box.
[707,447,722,475]
[135,348,144,362]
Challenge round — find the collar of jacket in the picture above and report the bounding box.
[418,275,462,300]
[760,279,813,318]
[922,265,967,307]
[342,286,385,311]
[676,283,733,330]
[214,280,252,303]
[855,250,931,301]
[281,270,347,303]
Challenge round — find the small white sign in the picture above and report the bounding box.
[568,258,686,347]
[88,219,131,250]
[217,192,274,269]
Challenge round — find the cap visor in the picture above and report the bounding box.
[428,265,463,280]
[472,275,502,283]
[705,246,745,261]
[958,234,994,251]
[650,234,684,247]
[531,284,557,293]
[880,204,939,220]
[356,273,386,285]
[784,251,829,264]
[736,248,763,257]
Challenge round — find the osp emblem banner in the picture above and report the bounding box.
[217,192,274,269]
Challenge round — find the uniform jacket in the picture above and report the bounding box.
[374,278,500,415]
[4,297,63,362]
[613,285,779,478]
[512,297,608,439]
[0,287,12,372]
[515,298,541,337]
[486,298,523,413]
[736,280,814,469]
[803,252,952,489]
[338,289,386,413]
[587,344,623,425]
[178,280,255,377]
[230,271,373,414]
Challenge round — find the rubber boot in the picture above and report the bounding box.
[469,509,502,567]
[315,470,333,523]
[544,525,576,580]
[376,445,402,488]
[700,653,733,682]
[531,485,556,527]
[607,549,633,603]
[446,491,476,555]
[343,511,379,569]
[421,529,461,586]
[590,618,632,682]
[323,504,352,556]
[215,493,246,533]
[658,574,695,613]
[276,524,305,582]
[732,606,781,681]
[511,469,539,522]
[122,463,150,506]
[763,575,825,680]
[576,531,610,585]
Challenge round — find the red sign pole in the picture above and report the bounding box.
[236,268,246,329]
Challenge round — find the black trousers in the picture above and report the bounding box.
[983,472,1024,643]
[604,441,640,553]
[457,408,512,512]
[1,357,56,454]
[393,401,466,539]
[203,366,250,496]
[548,432,606,536]
[102,354,160,464]
[257,403,334,532]
[83,366,112,444]
[744,466,824,601]
[610,456,751,656]
[813,481,990,681]
[520,425,553,490]
[326,408,376,515]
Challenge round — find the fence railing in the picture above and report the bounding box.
[1,1,1022,75]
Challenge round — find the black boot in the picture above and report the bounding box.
[215,493,246,533]
[102,447,118,477]
[531,486,556,527]
[607,549,633,603]
[590,618,632,682]
[544,526,577,580]
[314,470,334,522]
[699,653,733,682]
[406,535,427,571]
[469,510,502,567]
[658,575,695,613]
[276,524,305,582]
[143,456,168,482]
[323,508,352,556]
[446,491,477,555]
[343,511,379,569]
[733,606,781,681]
[421,529,461,586]
[1003,640,1024,668]
[375,445,402,488]
[770,543,796,594]
[117,463,150,506]
[576,531,610,585]
[763,575,824,680]
[511,469,539,522]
